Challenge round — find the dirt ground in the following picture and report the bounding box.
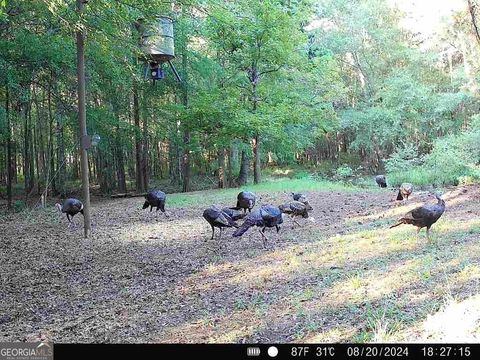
[1,184,479,343]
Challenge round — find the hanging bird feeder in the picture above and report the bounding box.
[135,16,181,83]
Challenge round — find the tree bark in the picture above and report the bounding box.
[6,85,12,210]
[238,150,248,186]
[182,130,191,192]
[47,78,56,196]
[56,115,66,196]
[181,45,191,193]
[23,99,34,195]
[217,147,226,188]
[133,85,145,192]
[76,0,92,238]
[250,66,261,184]
[253,134,261,184]
[227,145,234,187]
[116,124,127,193]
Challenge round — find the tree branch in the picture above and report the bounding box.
[468,0,480,46]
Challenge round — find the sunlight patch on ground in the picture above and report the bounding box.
[350,201,425,223]
[413,295,480,342]
[435,218,480,234]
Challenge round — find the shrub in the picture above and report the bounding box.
[385,143,423,173]
[14,200,27,212]
[387,119,480,187]
[336,165,354,178]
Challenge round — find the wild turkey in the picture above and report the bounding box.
[390,193,445,242]
[236,191,256,213]
[279,200,314,226]
[221,207,247,222]
[292,192,306,202]
[55,198,84,228]
[375,175,387,188]
[232,205,283,248]
[142,190,167,213]
[396,183,413,202]
[203,206,240,240]
[292,192,312,209]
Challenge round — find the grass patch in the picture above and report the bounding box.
[388,168,480,188]
[166,178,362,207]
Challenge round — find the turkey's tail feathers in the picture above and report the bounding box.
[396,190,403,201]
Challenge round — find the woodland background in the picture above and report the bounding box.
[1,0,480,210]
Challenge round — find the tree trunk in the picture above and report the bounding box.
[47,79,56,196]
[253,134,261,184]
[6,85,12,210]
[116,124,127,193]
[227,145,234,187]
[142,114,149,190]
[182,130,191,193]
[217,147,226,188]
[23,100,34,195]
[56,115,66,196]
[133,85,144,192]
[250,67,261,184]
[238,150,248,186]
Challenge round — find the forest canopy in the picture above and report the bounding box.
[1,0,480,207]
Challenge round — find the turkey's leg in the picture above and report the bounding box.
[426,227,435,246]
[209,225,214,241]
[259,228,269,248]
[71,215,77,229]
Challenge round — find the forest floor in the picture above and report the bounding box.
[1,179,480,343]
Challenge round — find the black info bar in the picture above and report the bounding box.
[52,343,478,359]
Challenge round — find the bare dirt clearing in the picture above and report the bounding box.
[1,184,479,343]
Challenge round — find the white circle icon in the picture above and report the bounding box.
[268,346,279,357]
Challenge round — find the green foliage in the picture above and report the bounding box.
[335,165,353,178]
[388,119,480,186]
[1,0,480,200]
[14,200,26,212]
[385,144,423,174]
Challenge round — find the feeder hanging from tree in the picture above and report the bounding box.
[135,16,181,82]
